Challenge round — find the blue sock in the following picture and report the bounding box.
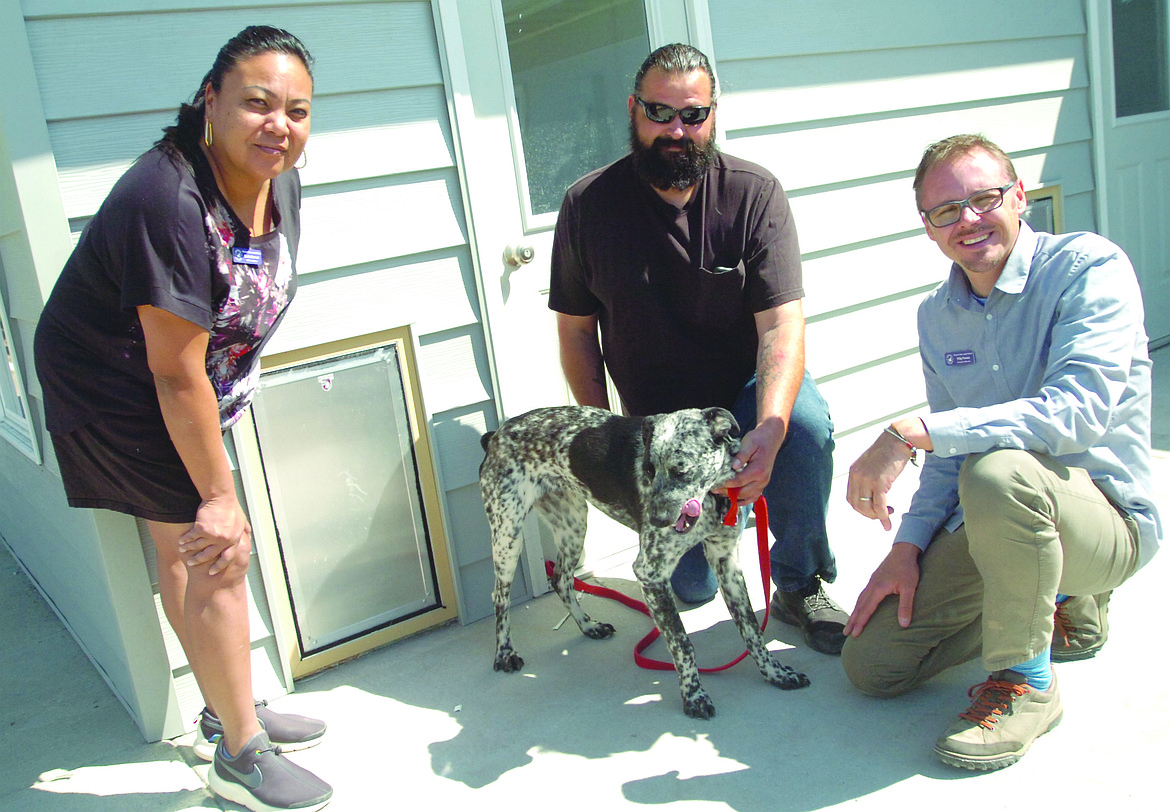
[1010,649,1053,691]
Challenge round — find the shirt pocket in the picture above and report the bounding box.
[679,260,748,328]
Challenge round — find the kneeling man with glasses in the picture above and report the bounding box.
[842,133,1160,770]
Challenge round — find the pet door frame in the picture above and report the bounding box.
[233,326,459,679]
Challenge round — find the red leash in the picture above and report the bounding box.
[544,488,771,673]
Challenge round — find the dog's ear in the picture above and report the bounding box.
[703,407,740,445]
[640,414,660,483]
[641,414,659,449]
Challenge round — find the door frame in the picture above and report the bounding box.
[432,0,716,421]
[1085,0,1170,343]
[432,0,717,590]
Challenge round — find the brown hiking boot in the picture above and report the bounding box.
[1052,591,1111,662]
[769,580,847,656]
[934,670,1063,771]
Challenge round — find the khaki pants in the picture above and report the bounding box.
[842,449,1140,698]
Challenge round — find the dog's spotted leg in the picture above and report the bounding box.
[485,478,529,673]
[490,529,525,673]
[639,577,715,719]
[537,490,616,641]
[710,552,811,690]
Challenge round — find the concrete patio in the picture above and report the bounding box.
[3,348,1168,812]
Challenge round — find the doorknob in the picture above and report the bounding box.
[503,243,535,267]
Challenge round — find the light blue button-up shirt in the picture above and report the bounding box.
[895,223,1161,569]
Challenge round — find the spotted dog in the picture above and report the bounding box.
[479,405,810,719]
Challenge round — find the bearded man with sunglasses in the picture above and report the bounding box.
[841,134,1160,770]
[550,43,846,656]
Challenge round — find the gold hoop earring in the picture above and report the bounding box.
[295,149,307,169]
[204,119,213,147]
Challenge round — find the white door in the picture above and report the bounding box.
[438,0,711,574]
[1092,0,1170,342]
[439,0,711,418]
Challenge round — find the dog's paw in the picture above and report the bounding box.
[493,648,525,673]
[682,689,716,720]
[767,663,811,690]
[582,620,616,640]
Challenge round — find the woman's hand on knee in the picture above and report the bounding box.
[178,496,252,576]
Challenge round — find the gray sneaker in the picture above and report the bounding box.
[209,730,333,811]
[194,700,327,761]
[1052,592,1111,662]
[934,670,1063,771]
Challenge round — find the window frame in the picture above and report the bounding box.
[1023,184,1065,234]
[0,282,41,464]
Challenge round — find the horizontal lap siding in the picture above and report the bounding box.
[709,0,1093,467]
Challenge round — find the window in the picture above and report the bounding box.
[0,273,40,463]
[503,0,651,219]
[1113,0,1169,117]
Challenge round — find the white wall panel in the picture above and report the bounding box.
[26,3,442,121]
[431,405,492,492]
[297,87,456,184]
[297,174,468,272]
[732,94,1092,193]
[719,37,1087,130]
[802,235,942,318]
[416,331,492,415]
[791,179,922,255]
[50,85,458,220]
[818,353,927,437]
[265,252,480,355]
[807,296,923,380]
[710,0,1085,58]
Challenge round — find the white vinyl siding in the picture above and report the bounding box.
[709,0,1096,468]
[13,0,499,736]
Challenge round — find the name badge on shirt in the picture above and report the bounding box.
[232,247,263,267]
[945,350,977,367]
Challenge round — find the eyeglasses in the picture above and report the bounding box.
[635,97,713,126]
[922,183,1016,227]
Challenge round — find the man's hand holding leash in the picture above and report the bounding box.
[717,420,785,506]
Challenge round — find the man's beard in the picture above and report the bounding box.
[629,119,718,192]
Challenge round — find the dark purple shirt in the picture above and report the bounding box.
[35,146,301,434]
[549,152,803,416]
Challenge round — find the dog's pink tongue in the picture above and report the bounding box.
[674,499,702,531]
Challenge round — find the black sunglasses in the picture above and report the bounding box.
[635,97,713,126]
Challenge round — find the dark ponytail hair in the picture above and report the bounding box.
[157,25,314,161]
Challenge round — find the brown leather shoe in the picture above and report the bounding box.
[1051,592,1111,662]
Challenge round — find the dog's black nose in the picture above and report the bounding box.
[648,511,676,529]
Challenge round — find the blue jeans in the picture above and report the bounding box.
[731,370,837,592]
